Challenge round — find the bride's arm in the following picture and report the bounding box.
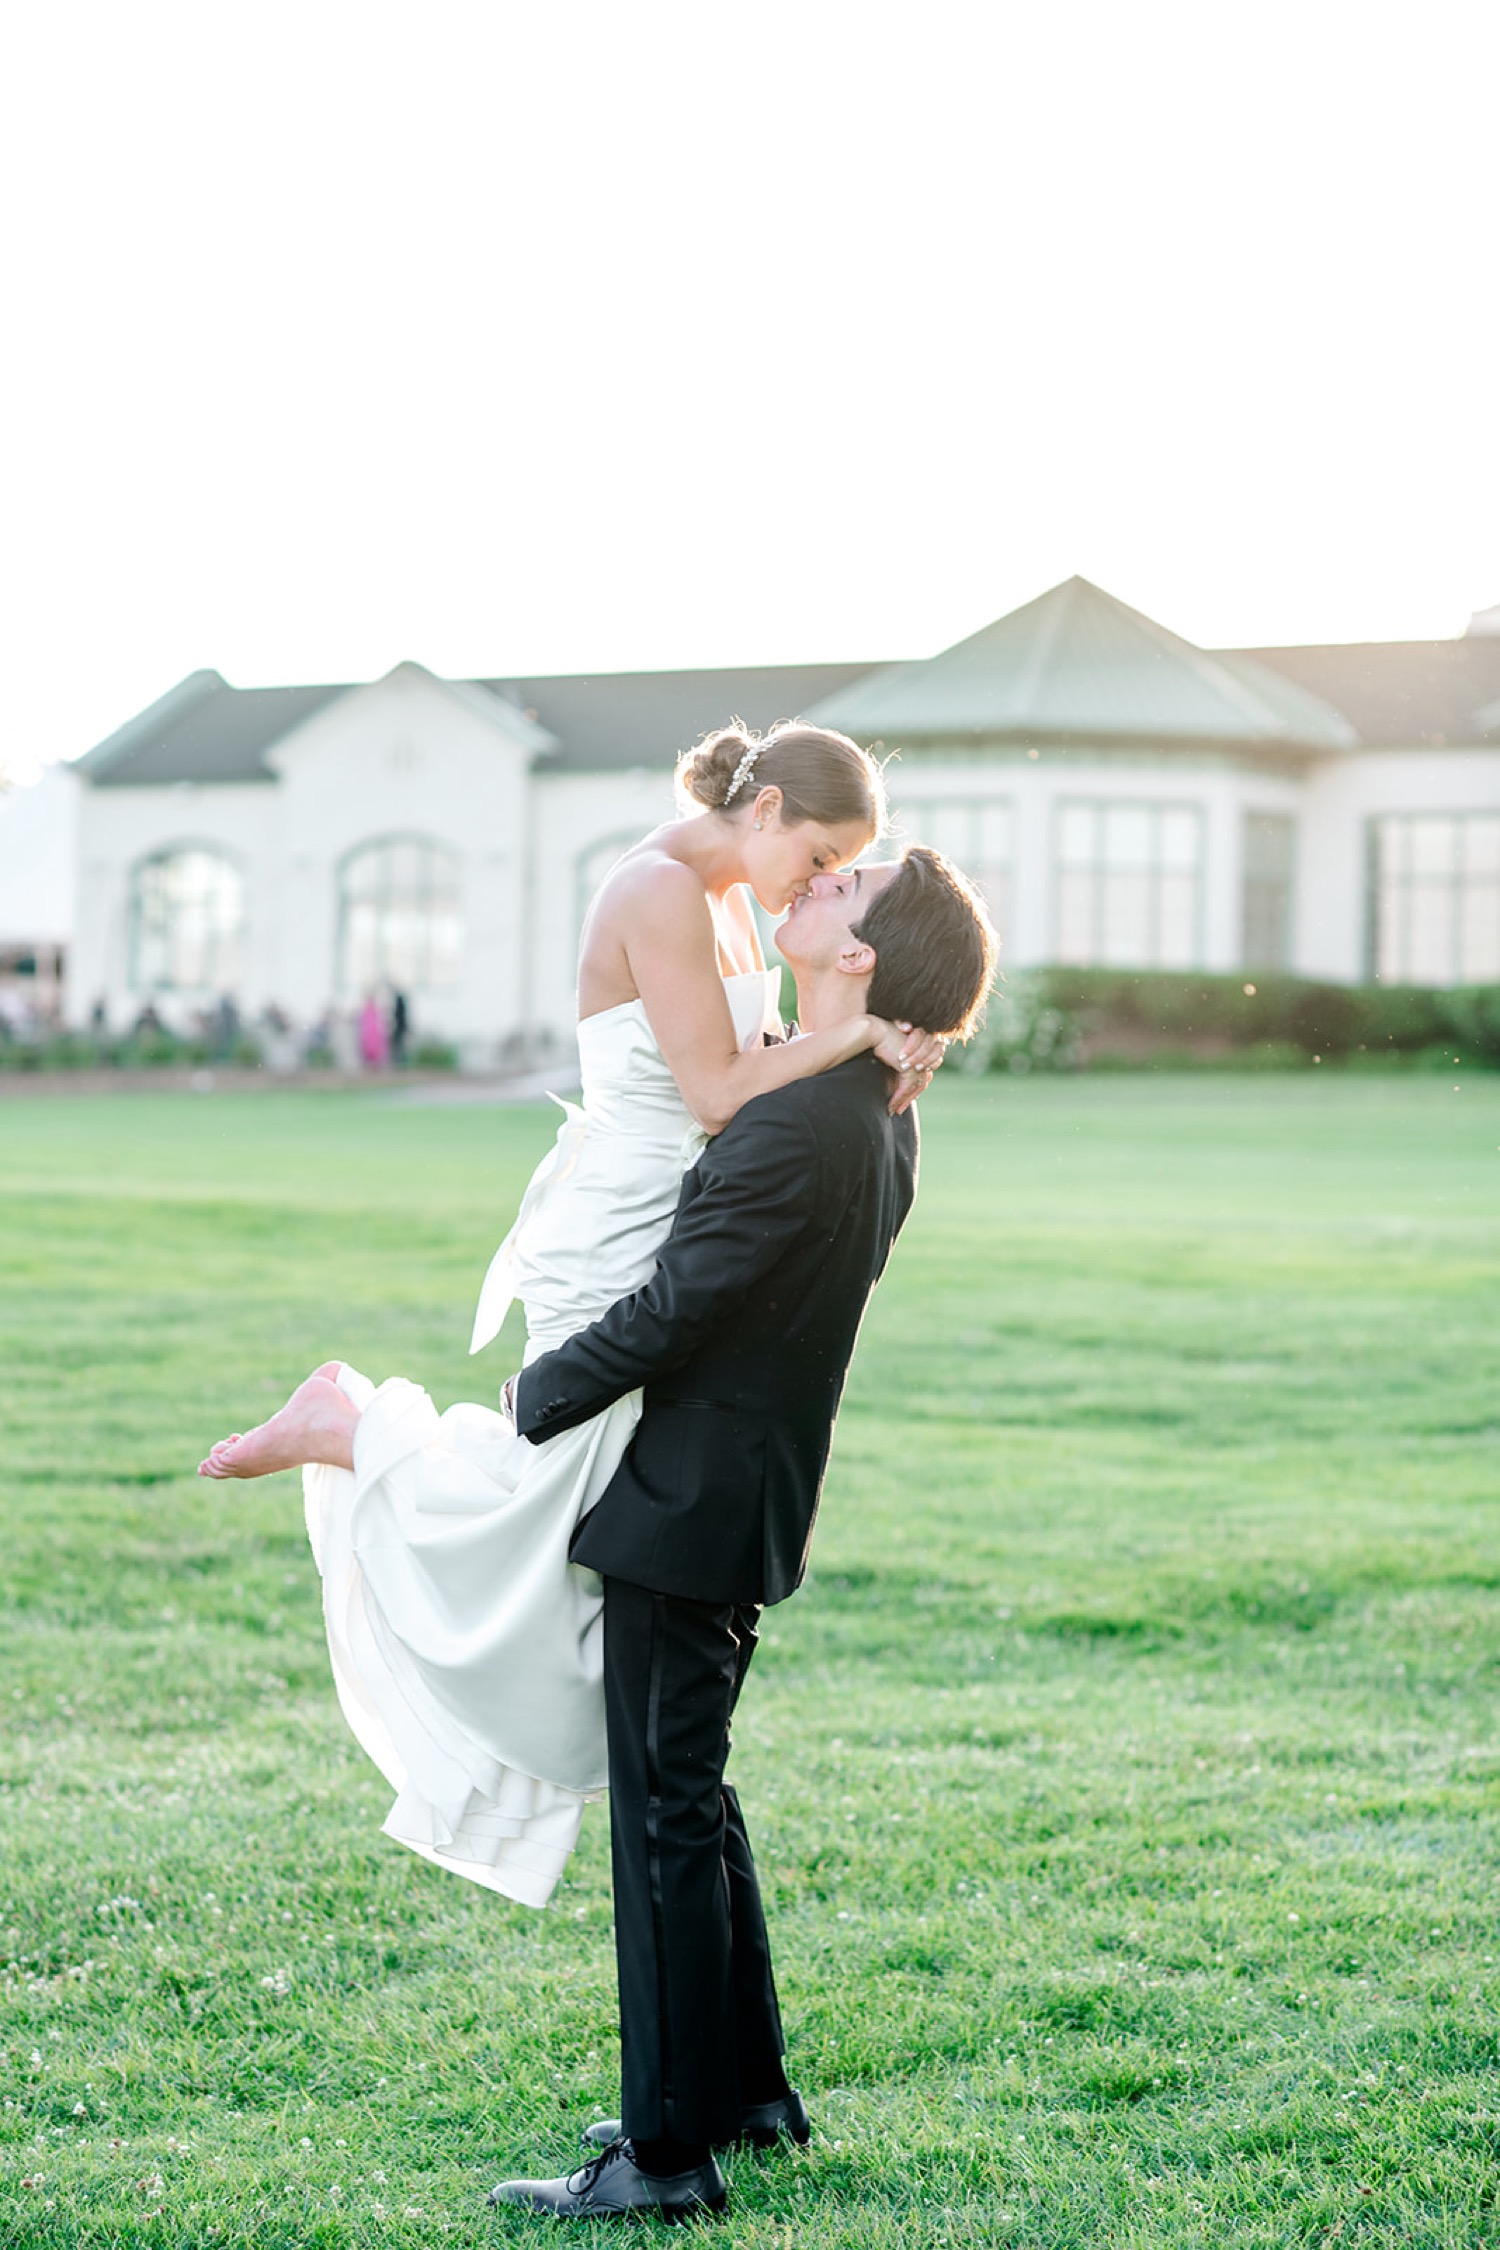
[621,862,925,1137]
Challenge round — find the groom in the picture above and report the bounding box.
[490,845,997,2223]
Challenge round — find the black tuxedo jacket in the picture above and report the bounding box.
[514,1051,917,1606]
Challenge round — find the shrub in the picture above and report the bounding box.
[981,969,1500,1071]
[410,1038,459,1070]
[1439,985,1500,1064]
[967,973,1083,1075]
[0,1026,260,1071]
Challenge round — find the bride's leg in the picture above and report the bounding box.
[198,1363,358,1479]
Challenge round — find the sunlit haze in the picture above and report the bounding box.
[2,0,1496,782]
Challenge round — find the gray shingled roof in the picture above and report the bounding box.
[483,664,879,773]
[77,671,349,786]
[77,662,881,787]
[1230,638,1500,749]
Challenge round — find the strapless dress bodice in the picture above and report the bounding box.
[470,969,781,1356]
[574,971,782,1139]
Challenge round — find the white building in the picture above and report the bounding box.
[0,762,78,1026]
[52,576,1500,1059]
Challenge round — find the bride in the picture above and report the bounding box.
[199,720,941,1906]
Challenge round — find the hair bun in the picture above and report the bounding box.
[673,717,885,838]
[679,723,757,809]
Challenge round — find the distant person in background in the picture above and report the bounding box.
[258,1002,298,1076]
[359,992,388,1071]
[389,987,409,1069]
[212,993,240,1062]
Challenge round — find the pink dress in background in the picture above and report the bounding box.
[359,997,389,1070]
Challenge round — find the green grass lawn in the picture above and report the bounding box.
[1,1074,1498,2247]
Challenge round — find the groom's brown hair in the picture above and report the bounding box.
[853,846,997,1041]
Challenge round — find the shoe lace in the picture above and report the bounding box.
[568,2135,633,2196]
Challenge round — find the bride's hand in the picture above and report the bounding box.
[870,1019,948,1116]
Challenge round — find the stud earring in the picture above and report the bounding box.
[753,819,762,830]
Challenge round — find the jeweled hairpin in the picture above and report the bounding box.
[723,744,762,806]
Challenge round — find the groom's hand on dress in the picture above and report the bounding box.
[501,1374,518,1425]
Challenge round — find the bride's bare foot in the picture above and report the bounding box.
[199,1363,358,1479]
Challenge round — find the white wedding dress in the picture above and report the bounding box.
[302,970,782,1909]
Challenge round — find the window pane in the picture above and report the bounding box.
[1375,879,1405,982]
[1055,872,1094,962]
[1159,808,1201,869]
[1409,818,1457,877]
[428,908,463,987]
[1459,882,1500,981]
[1100,871,1152,963]
[975,867,1008,933]
[1102,806,1153,868]
[344,903,379,993]
[1374,818,1406,878]
[1242,814,1293,968]
[340,836,461,991]
[133,849,243,991]
[1370,814,1500,983]
[1462,817,1500,876]
[928,805,976,860]
[1157,874,1198,967]
[1406,881,1455,983]
[1052,799,1202,967]
[875,798,1011,949]
[1244,812,1291,879]
[1058,804,1095,865]
[978,803,1012,862]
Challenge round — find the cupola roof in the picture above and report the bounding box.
[807,575,1356,750]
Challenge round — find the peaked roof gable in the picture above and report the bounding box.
[805,576,1356,750]
[78,664,560,788]
[259,663,561,769]
[77,671,349,787]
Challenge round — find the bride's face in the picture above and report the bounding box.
[743,798,872,914]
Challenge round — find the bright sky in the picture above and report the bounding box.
[2,0,1496,782]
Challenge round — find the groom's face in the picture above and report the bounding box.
[778,861,897,973]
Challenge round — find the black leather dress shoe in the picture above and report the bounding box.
[583,2088,811,2153]
[488,2136,728,2221]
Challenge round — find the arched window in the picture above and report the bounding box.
[131,847,245,992]
[339,835,462,993]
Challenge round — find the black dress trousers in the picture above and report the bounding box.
[601,1576,786,2147]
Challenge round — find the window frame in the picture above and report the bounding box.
[336,832,464,996]
[1051,796,1206,969]
[878,794,1013,943]
[1366,810,1500,985]
[129,842,247,995]
[1241,810,1297,971]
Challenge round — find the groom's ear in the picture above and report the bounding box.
[835,936,877,980]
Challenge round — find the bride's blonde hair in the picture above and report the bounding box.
[675,719,885,839]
